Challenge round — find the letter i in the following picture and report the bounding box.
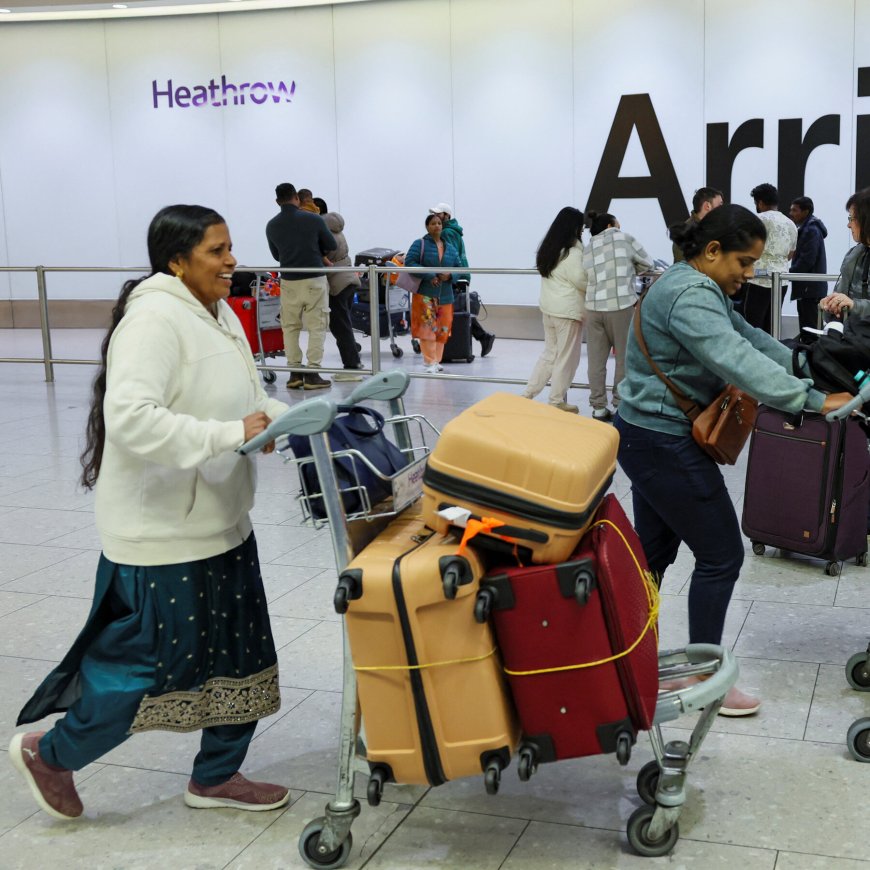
[856,67,870,190]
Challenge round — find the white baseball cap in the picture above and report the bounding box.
[428,202,453,217]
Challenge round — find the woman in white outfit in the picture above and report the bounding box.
[522,207,587,412]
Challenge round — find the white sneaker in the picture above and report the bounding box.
[423,363,441,374]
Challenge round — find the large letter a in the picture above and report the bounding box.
[585,94,688,226]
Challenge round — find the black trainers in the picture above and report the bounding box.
[303,372,331,390]
[479,333,496,357]
[286,372,304,390]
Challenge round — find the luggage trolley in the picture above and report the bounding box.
[239,375,740,863]
[240,370,438,868]
[352,249,411,360]
[227,271,283,384]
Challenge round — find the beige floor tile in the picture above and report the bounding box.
[0,656,64,733]
[2,549,100,598]
[656,594,752,651]
[362,804,527,870]
[271,532,342,570]
[732,550,840,605]
[0,765,295,869]
[268,615,322,651]
[225,790,411,870]
[0,479,94,512]
[259,562,323,603]
[0,507,95,547]
[0,590,47,618]
[268,570,344,623]
[275,621,344,692]
[0,596,91,661]
[804,662,870,748]
[775,853,870,869]
[834,571,870,608]
[250,523,322,564]
[734,600,869,665]
[502,818,777,869]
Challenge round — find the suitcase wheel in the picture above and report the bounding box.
[751,542,765,556]
[440,557,472,600]
[615,731,633,766]
[847,717,870,762]
[517,746,538,782]
[298,817,353,869]
[391,346,403,358]
[262,370,277,385]
[573,572,594,607]
[333,571,363,614]
[366,766,388,806]
[846,651,870,691]
[483,759,503,795]
[626,805,679,857]
[825,561,841,577]
[858,551,869,567]
[473,589,494,623]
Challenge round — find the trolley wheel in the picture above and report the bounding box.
[825,561,841,577]
[615,731,633,766]
[333,586,349,615]
[411,339,421,354]
[473,589,493,624]
[517,746,537,782]
[391,346,403,358]
[858,551,869,567]
[846,652,870,690]
[848,718,870,762]
[367,767,387,807]
[751,542,765,556]
[262,370,277,385]
[298,818,353,870]
[636,760,661,806]
[626,805,679,858]
[484,762,501,795]
[355,342,362,352]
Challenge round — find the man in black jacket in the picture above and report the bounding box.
[788,196,828,334]
[266,183,336,390]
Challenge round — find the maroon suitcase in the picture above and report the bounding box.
[476,494,659,778]
[741,406,870,572]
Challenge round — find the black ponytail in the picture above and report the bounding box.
[79,204,225,490]
[669,203,766,261]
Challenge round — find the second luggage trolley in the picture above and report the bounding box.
[239,372,740,865]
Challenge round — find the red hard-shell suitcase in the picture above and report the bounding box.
[476,494,659,776]
[741,406,870,570]
[227,295,283,355]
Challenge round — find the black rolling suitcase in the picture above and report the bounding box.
[442,283,474,364]
[350,301,408,337]
[741,406,870,575]
[354,248,401,306]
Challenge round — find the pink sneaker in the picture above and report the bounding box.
[718,685,761,717]
[184,772,290,811]
[8,731,83,820]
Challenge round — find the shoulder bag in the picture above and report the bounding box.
[633,293,757,465]
[396,239,425,294]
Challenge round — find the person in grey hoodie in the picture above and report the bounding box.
[321,205,365,381]
[819,187,870,320]
[616,204,851,718]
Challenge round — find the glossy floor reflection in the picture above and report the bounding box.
[1,328,869,869]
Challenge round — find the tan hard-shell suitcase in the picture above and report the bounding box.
[421,393,619,564]
[340,508,519,791]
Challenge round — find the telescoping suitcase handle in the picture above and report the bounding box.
[825,379,870,422]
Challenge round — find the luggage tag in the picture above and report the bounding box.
[436,506,535,563]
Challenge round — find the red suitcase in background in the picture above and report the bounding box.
[227,295,283,355]
[476,494,659,779]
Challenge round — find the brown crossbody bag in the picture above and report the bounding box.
[632,293,757,465]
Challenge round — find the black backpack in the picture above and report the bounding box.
[793,316,870,396]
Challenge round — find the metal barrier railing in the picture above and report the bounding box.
[0,263,841,384]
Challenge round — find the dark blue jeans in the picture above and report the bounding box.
[614,413,744,646]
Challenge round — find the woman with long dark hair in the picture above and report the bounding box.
[521,206,587,412]
[9,205,291,819]
[819,187,870,318]
[616,204,851,716]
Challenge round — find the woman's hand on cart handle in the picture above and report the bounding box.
[243,412,275,454]
[819,293,854,315]
[824,386,870,421]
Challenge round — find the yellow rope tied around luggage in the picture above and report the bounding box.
[503,518,660,677]
[353,647,498,672]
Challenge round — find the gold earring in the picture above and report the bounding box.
[174,268,184,280]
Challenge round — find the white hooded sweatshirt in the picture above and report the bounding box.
[95,273,289,565]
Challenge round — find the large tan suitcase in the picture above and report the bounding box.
[340,508,519,795]
[421,393,619,564]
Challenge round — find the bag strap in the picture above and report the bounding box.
[861,249,869,299]
[335,404,386,436]
[632,293,702,421]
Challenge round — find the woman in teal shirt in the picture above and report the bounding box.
[405,214,461,372]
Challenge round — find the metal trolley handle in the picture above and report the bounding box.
[237,398,337,455]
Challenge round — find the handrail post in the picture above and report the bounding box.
[367,263,381,374]
[35,265,54,383]
[770,271,782,341]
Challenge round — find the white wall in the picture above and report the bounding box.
[0,0,864,305]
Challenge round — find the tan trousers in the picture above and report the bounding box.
[279,276,329,368]
[585,305,635,410]
[523,314,583,405]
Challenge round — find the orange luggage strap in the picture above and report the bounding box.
[503,518,660,677]
[456,516,506,557]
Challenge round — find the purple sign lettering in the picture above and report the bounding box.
[152,76,296,109]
